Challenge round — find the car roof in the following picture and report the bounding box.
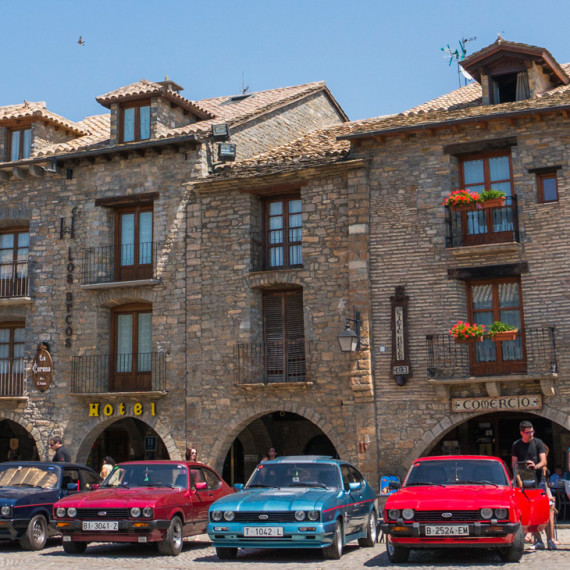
[0,461,97,471]
[264,455,338,465]
[116,460,209,467]
[412,455,503,463]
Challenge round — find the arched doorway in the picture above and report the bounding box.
[0,418,38,462]
[86,417,169,471]
[222,411,338,486]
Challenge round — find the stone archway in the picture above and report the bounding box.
[0,413,43,460]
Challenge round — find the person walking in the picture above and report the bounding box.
[49,436,71,462]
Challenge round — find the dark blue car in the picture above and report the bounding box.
[0,461,100,550]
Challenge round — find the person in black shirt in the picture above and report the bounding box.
[511,420,547,473]
[49,436,71,462]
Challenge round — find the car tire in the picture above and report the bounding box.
[322,519,344,559]
[358,509,378,547]
[19,514,48,551]
[499,525,524,562]
[216,547,238,559]
[157,516,184,556]
[62,541,88,554]
[386,535,410,563]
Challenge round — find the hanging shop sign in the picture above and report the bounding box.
[31,344,54,392]
[88,402,157,417]
[452,394,542,413]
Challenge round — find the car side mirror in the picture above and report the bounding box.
[522,479,538,489]
[349,481,362,491]
[195,481,207,491]
[90,484,99,491]
[234,483,244,491]
[388,480,401,491]
[67,482,79,491]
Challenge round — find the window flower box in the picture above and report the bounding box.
[443,189,481,211]
[486,321,518,341]
[477,189,507,209]
[448,321,486,343]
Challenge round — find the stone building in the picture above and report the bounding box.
[197,38,570,483]
[0,77,346,469]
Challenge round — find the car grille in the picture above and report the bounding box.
[233,512,298,523]
[76,508,131,519]
[413,510,481,522]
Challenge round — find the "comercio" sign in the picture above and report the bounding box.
[452,395,542,413]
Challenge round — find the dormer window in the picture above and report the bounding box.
[491,70,530,104]
[120,101,151,143]
[9,128,31,161]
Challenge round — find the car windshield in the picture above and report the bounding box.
[0,465,59,489]
[104,464,188,489]
[245,463,341,489]
[404,459,508,487]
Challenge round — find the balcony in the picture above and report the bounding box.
[426,327,557,399]
[0,261,29,299]
[0,358,25,397]
[82,242,162,286]
[236,339,313,385]
[445,196,519,248]
[71,352,167,394]
[251,230,302,272]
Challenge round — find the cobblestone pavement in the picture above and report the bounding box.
[0,529,568,569]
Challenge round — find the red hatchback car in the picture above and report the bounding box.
[52,460,232,556]
[381,455,549,563]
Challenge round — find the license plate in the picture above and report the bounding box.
[82,521,119,531]
[243,526,283,537]
[425,525,469,536]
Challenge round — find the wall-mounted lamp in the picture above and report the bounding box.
[218,142,236,161]
[337,308,362,352]
[211,123,230,141]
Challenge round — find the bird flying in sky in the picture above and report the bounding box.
[77,36,85,46]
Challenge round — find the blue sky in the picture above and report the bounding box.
[3,1,570,123]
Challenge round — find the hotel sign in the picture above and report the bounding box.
[452,395,542,413]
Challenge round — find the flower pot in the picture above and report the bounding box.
[449,203,478,212]
[478,197,506,209]
[455,336,484,343]
[490,330,517,341]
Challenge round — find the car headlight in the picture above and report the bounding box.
[142,507,153,518]
[130,507,141,518]
[1,505,12,517]
[494,508,508,519]
[402,508,415,520]
[307,511,319,521]
[223,511,235,521]
[388,509,401,520]
[294,511,306,521]
[211,511,223,521]
[67,507,77,518]
[55,507,67,518]
[480,508,493,519]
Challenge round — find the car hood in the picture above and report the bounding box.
[210,488,343,511]
[386,485,513,509]
[0,487,59,505]
[55,487,178,507]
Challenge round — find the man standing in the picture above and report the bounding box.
[49,436,71,462]
[511,420,547,473]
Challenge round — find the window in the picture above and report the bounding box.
[264,196,302,269]
[263,290,305,382]
[537,172,558,203]
[0,229,29,297]
[9,128,31,161]
[120,101,151,142]
[115,205,153,281]
[111,303,152,391]
[0,323,25,396]
[468,278,525,375]
[460,152,513,196]
[490,70,529,104]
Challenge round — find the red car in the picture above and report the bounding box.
[52,460,233,556]
[381,455,549,563]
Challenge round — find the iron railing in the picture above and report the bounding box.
[445,196,520,248]
[251,230,303,272]
[426,327,557,379]
[0,358,25,396]
[236,339,313,384]
[82,242,162,285]
[71,352,167,393]
[0,261,29,298]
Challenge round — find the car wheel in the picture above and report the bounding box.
[216,547,238,559]
[62,541,88,554]
[499,525,524,562]
[358,509,378,547]
[322,519,343,560]
[19,514,48,551]
[386,535,410,563]
[157,516,183,556]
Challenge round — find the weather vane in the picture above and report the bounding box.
[441,36,477,87]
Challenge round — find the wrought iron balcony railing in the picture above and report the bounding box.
[236,339,313,384]
[71,352,167,393]
[426,327,557,380]
[0,261,29,298]
[0,358,25,397]
[445,196,520,248]
[251,230,303,272]
[82,242,162,285]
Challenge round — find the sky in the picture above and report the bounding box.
[2,1,570,123]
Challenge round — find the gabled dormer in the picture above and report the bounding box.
[0,102,87,163]
[95,78,214,145]
[460,38,569,105]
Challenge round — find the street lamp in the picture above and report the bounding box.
[337,309,362,352]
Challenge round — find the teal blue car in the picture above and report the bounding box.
[207,456,378,560]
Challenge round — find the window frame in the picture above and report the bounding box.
[119,99,151,143]
[537,171,559,203]
[0,321,25,396]
[8,127,32,161]
[0,227,29,298]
